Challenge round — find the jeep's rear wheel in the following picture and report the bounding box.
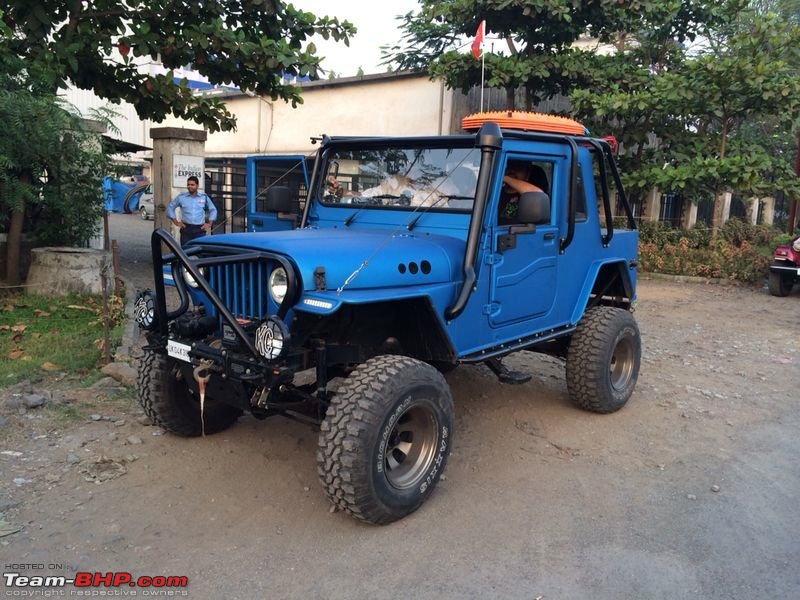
[317,355,454,525]
[566,306,641,414]
[137,348,241,436]
[768,268,794,297]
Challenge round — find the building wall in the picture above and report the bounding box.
[62,82,151,149]
[160,73,455,156]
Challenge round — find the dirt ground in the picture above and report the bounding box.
[2,230,799,599]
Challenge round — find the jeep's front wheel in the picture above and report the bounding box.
[768,268,794,297]
[566,306,641,414]
[317,355,454,525]
[137,348,241,436]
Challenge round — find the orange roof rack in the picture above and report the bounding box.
[462,111,586,136]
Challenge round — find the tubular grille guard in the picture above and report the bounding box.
[150,228,300,360]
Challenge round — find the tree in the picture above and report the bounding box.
[383,0,721,110]
[573,7,800,234]
[0,49,113,284]
[2,1,354,133]
[1,2,354,283]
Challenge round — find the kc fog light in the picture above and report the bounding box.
[133,290,158,330]
[254,316,290,360]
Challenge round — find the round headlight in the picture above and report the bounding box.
[254,317,290,360]
[133,290,158,331]
[269,267,288,304]
[181,264,207,289]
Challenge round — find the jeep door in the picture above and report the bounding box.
[246,155,311,232]
[488,154,560,328]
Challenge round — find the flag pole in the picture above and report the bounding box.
[480,50,485,111]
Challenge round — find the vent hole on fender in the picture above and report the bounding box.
[408,262,418,274]
[420,260,431,275]
[398,263,406,274]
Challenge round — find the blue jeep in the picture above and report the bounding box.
[134,113,640,525]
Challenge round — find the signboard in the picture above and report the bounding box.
[172,155,204,188]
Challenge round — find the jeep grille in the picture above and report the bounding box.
[206,260,270,321]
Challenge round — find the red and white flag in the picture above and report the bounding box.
[471,20,485,60]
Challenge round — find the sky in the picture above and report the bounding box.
[296,0,421,76]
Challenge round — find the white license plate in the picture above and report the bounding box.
[167,340,192,363]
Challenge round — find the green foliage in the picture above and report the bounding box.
[0,55,111,245]
[637,220,711,248]
[639,238,772,282]
[383,0,724,109]
[573,7,800,213]
[718,218,783,247]
[3,1,355,132]
[637,218,785,282]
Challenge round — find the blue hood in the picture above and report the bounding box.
[200,228,466,291]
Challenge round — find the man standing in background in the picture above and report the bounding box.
[167,175,217,246]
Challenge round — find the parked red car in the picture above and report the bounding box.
[769,237,800,296]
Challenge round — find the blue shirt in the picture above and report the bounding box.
[167,191,218,225]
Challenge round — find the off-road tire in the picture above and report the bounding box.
[317,355,454,525]
[566,306,641,414]
[137,348,241,436]
[768,267,793,297]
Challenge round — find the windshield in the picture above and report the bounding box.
[321,146,481,212]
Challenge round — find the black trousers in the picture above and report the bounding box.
[180,224,207,246]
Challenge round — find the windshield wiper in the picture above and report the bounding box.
[343,194,405,226]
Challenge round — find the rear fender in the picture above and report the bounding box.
[571,260,635,324]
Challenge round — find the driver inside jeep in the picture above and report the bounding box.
[498,160,550,225]
[326,173,442,207]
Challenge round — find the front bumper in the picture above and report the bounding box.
[145,228,300,368]
[770,262,800,277]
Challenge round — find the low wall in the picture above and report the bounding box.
[25,247,111,296]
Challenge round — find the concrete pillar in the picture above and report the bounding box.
[760,196,775,226]
[719,191,732,224]
[642,188,661,222]
[149,128,207,236]
[746,198,760,224]
[682,201,698,229]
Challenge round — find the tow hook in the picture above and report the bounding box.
[193,360,214,436]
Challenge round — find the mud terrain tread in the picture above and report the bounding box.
[137,349,240,436]
[768,267,793,297]
[317,355,452,525]
[566,306,640,414]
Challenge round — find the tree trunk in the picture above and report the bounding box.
[5,202,25,286]
[506,87,515,110]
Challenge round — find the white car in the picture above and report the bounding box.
[138,186,155,220]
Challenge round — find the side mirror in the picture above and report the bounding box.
[265,186,292,213]
[517,191,550,225]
